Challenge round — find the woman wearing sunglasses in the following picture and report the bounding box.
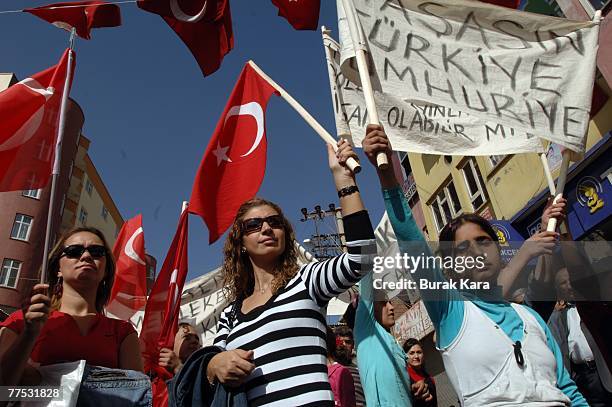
[362,125,587,407]
[0,227,143,386]
[205,141,376,406]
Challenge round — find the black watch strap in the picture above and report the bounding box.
[338,185,359,198]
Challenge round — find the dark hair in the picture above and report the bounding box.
[47,226,115,313]
[334,325,353,339]
[403,337,422,353]
[326,326,337,357]
[438,213,499,258]
[341,301,357,330]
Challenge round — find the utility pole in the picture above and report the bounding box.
[300,204,345,260]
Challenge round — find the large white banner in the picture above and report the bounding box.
[336,0,600,154]
[324,31,544,155]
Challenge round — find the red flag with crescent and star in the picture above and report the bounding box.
[25,1,122,40]
[106,214,148,322]
[271,0,320,30]
[139,208,188,406]
[0,48,74,192]
[189,63,278,243]
[137,0,233,76]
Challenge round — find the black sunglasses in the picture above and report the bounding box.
[242,215,284,235]
[61,244,107,259]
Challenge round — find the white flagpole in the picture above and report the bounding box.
[340,0,388,170]
[546,150,571,232]
[321,27,353,143]
[539,143,569,233]
[247,60,361,174]
[40,29,76,285]
[544,11,600,233]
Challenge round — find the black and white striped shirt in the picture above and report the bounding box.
[214,211,375,407]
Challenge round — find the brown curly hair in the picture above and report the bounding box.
[46,226,116,313]
[222,198,299,303]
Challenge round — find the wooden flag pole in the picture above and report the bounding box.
[247,60,361,174]
[340,0,388,170]
[546,150,571,232]
[40,29,76,285]
[540,144,557,196]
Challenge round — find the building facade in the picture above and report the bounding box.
[58,135,123,246]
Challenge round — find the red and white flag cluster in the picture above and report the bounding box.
[0,49,74,192]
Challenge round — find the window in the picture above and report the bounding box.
[462,159,488,210]
[78,207,88,225]
[10,214,33,241]
[489,155,506,168]
[0,259,21,288]
[22,189,41,199]
[101,206,109,221]
[85,179,93,196]
[430,180,462,232]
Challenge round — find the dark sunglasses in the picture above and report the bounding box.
[61,244,107,259]
[242,215,284,235]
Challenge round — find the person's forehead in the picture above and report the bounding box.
[65,231,103,246]
[243,205,279,219]
[455,223,491,241]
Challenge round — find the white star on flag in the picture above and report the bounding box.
[212,142,231,166]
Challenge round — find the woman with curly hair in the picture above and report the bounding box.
[0,227,143,386]
[206,141,376,406]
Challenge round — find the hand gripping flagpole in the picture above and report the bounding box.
[539,142,568,233]
[340,0,388,170]
[247,60,361,174]
[544,10,601,233]
[546,150,571,232]
[40,28,76,285]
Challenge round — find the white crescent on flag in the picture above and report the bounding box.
[0,78,54,152]
[170,0,209,22]
[124,226,146,266]
[223,101,265,158]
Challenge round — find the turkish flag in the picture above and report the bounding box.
[189,63,278,243]
[0,49,74,192]
[106,214,148,322]
[137,0,233,76]
[480,0,520,8]
[25,1,122,40]
[272,0,320,30]
[139,209,188,378]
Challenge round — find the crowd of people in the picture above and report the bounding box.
[0,126,610,406]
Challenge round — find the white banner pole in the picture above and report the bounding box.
[40,29,76,285]
[546,150,571,232]
[339,0,388,169]
[247,60,361,174]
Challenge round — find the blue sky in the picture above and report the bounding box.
[1,0,390,281]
